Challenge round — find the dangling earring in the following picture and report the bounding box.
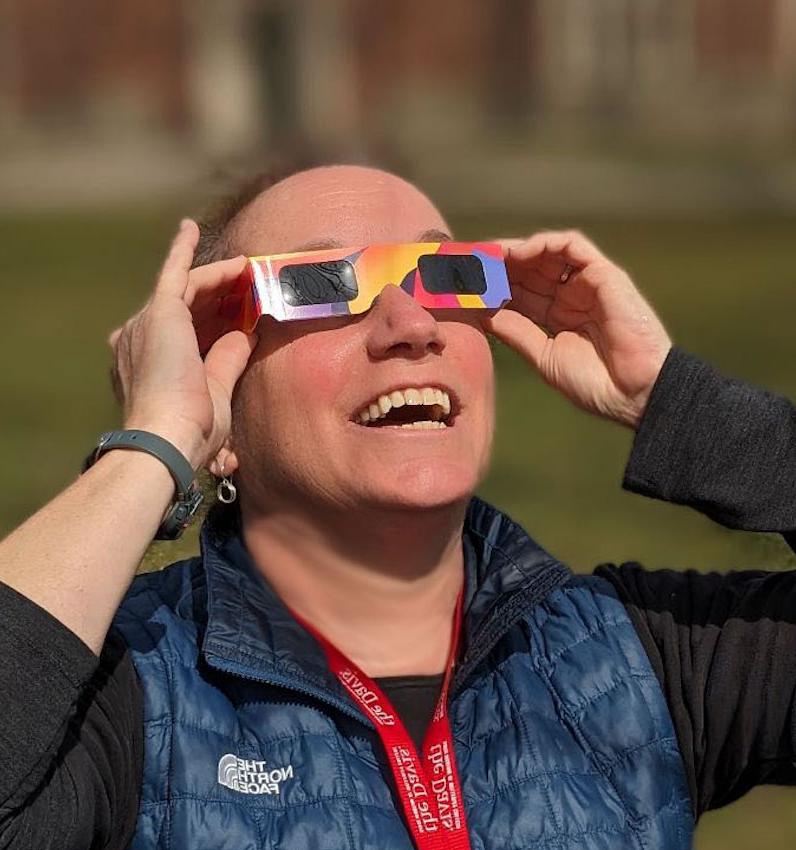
[216,460,237,504]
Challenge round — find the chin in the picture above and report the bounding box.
[359,459,480,512]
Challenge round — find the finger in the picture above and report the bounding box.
[109,361,125,406]
[154,219,200,299]
[108,311,142,355]
[508,287,586,332]
[108,326,123,349]
[108,297,155,358]
[500,237,569,283]
[495,238,527,254]
[500,232,556,267]
[500,235,579,293]
[512,230,604,265]
[204,331,258,399]
[505,231,605,284]
[185,255,248,307]
[506,287,554,331]
[509,262,571,295]
[195,311,239,358]
[509,282,593,331]
[483,309,550,374]
[498,234,561,266]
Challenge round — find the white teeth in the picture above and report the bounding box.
[399,420,447,429]
[355,387,453,426]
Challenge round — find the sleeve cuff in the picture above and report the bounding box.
[622,345,715,501]
[621,345,796,535]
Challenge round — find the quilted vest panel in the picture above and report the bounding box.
[113,505,693,850]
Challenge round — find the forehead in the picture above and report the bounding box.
[230,165,451,256]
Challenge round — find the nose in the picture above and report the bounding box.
[365,284,444,361]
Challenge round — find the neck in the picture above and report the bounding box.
[241,500,468,677]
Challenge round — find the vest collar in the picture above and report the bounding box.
[200,496,571,720]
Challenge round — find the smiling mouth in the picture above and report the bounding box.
[353,386,455,430]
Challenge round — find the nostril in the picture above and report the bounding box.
[383,334,443,359]
[366,292,445,359]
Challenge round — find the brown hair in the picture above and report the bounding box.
[191,156,343,267]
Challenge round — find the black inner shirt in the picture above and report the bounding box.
[373,673,446,752]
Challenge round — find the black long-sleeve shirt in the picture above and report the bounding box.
[595,346,796,816]
[1,345,795,849]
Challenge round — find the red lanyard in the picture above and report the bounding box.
[287,590,471,850]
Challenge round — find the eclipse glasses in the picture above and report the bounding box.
[222,241,511,332]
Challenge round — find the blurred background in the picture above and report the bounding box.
[1,1,795,846]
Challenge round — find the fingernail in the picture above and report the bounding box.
[179,218,192,231]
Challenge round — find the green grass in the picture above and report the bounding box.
[1,208,795,847]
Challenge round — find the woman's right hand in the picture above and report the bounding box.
[108,219,257,470]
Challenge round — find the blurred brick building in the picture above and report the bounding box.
[1,0,795,209]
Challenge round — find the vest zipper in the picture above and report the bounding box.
[451,562,571,695]
[205,562,570,714]
[204,652,376,730]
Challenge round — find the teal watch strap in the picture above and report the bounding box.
[82,429,203,540]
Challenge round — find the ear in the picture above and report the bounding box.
[207,440,239,478]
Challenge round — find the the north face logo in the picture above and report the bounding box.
[217,753,295,795]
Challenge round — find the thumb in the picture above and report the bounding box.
[204,331,258,398]
[483,309,550,374]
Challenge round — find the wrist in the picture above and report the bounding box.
[123,417,207,470]
[619,346,674,431]
[83,428,205,541]
[618,391,652,431]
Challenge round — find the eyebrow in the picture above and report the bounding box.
[288,238,345,253]
[288,230,452,254]
[417,228,452,243]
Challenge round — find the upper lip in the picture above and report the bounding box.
[349,382,460,422]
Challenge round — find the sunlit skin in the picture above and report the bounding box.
[227,171,494,513]
[215,166,496,676]
[106,164,671,676]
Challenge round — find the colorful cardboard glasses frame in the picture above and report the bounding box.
[223,242,512,332]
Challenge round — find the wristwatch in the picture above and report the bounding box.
[82,429,204,540]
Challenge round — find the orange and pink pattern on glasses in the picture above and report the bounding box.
[225,241,511,331]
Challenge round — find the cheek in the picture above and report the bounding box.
[256,334,355,441]
[232,346,347,493]
[287,335,356,418]
[447,324,495,406]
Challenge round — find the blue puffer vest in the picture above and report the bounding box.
[112,496,694,849]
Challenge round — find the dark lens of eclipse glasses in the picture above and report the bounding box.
[279,260,358,307]
[417,254,487,295]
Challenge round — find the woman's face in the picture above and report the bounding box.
[226,166,496,514]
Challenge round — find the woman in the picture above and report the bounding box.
[0,164,794,849]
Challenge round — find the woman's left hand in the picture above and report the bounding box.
[482,230,673,429]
